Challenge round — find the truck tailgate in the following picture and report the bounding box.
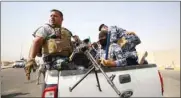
[58,64,163,97]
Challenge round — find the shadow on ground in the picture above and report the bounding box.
[1,92,29,98]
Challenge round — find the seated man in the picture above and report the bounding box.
[97,31,138,67]
[98,24,148,65]
[98,24,141,52]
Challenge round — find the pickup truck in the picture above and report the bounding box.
[41,63,164,97]
[41,39,164,97]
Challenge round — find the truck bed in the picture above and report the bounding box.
[44,64,163,97]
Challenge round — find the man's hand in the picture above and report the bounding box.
[100,58,116,67]
[96,59,101,64]
[24,58,37,80]
[118,37,127,47]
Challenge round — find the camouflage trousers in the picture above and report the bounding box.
[124,50,139,66]
[121,36,139,62]
[124,51,138,60]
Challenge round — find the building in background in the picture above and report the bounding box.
[138,49,180,70]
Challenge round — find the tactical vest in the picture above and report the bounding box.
[34,24,73,57]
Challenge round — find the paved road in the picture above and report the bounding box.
[1,68,180,97]
[1,68,43,97]
[160,70,180,97]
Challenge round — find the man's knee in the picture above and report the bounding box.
[126,57,138,65]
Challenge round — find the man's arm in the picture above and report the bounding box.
[116,26,127,38]
[132,34,141,45]
[29,26,48,59]
[109,26,127,43]
[112,44,127,67]
[29,36,44,59]
[25,25,48,80]
[100,44,127,67]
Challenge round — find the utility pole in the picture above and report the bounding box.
[20,43,23,60]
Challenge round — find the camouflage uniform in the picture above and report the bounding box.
[107,26,140,59]
[96,43,138,67]
[108,26,141,49]
[108,26,127,43]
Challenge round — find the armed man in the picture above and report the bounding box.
[25,9,73,80]
[97,31,139,67]
[98,24,147,65]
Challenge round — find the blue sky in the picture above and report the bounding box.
[1,2,180,61]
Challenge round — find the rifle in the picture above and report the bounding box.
[68,38,122,97]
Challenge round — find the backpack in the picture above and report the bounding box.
[33,24,73,57]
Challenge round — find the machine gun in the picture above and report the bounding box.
[69,38,122,97]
